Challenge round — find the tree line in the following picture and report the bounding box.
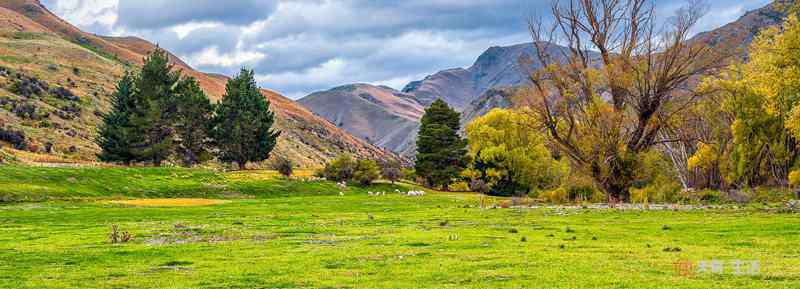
[412,1,800,204]
[96,48,280,169]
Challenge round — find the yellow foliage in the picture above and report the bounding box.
[687,143,718,171]
[790,170,800,188]
[448,181,470,192]
[465,108,568,192]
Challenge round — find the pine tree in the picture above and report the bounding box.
[213,69,280,170]
[174,77,215,167]
[415,99,469,190]
[129,48,181,166]
[96,72,138,164]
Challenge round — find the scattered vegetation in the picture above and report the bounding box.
[109,224,132,244]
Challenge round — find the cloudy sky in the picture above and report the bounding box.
[41,0,771,99]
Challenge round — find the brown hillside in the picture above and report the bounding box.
[0,0,403,167]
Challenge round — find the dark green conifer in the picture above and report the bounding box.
[415,99,469,190]
[213,69,280,170]
[129,48,181,166]
[174,77,215,167]
[96,72,138,164]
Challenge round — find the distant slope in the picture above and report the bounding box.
[460,87,518,126]
[402,42,565,111]
[299,84,423,157]
[0,0,403,167]
[689,0,790,57]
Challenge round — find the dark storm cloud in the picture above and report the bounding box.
[116,0,277,29]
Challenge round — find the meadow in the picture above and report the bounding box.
[0,166,799,288]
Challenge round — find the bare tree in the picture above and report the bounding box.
[522,0,724,203]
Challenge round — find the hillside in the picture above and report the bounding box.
[299,84,423,157]
[0,0,402,167]
[689,0,791,57]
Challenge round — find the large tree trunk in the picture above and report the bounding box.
[599,181,631,207]
[238,161,247,170]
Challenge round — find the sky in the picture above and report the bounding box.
[41,0,772,99]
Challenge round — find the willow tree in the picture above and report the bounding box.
[465,108,568,197]
[523,0,722,203]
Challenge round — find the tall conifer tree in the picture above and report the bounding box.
[415,99,469,190]
[96,72,138,164]
[129,48,181,166]
[213,69,280,170]
[174,77,215,167]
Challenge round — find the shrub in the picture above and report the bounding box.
[51,86,80,101]
[380,160,403,184]
[677,189,720,204]
[448,181,470,192]
[353,159,380,186]
[9,74,49,98]
[320,154,357,182]
[469,179,490,194]
[401,168,416,181]
[0,126,28,150]
[271,156,293,178]
[541,187,569,204]
[13,101,48,120]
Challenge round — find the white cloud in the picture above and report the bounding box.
[171,22,222,39]
[44,0,118,33]
[184,46,265,68]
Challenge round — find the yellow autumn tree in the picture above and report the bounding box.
[699,12,800,187]
[465,108,568,196]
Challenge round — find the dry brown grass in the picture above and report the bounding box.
[110,198,228,207]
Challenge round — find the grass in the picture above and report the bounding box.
[0,166,397,202]
[0,166,799,288]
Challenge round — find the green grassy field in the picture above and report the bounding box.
[1,166,799,288]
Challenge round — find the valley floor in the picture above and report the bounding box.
[0,167,798,288]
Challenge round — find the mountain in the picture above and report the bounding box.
[460,87,519,126]
[402,42,558,111]
[299,84,423,157]
[301,43,564,157]
[0,0,403,167]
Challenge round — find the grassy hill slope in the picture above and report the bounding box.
[0,0,403,167]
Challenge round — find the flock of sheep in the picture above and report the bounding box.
[368,189,425,197]
[334,181,426,197]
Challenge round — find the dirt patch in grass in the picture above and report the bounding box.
[110,198,229,207]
